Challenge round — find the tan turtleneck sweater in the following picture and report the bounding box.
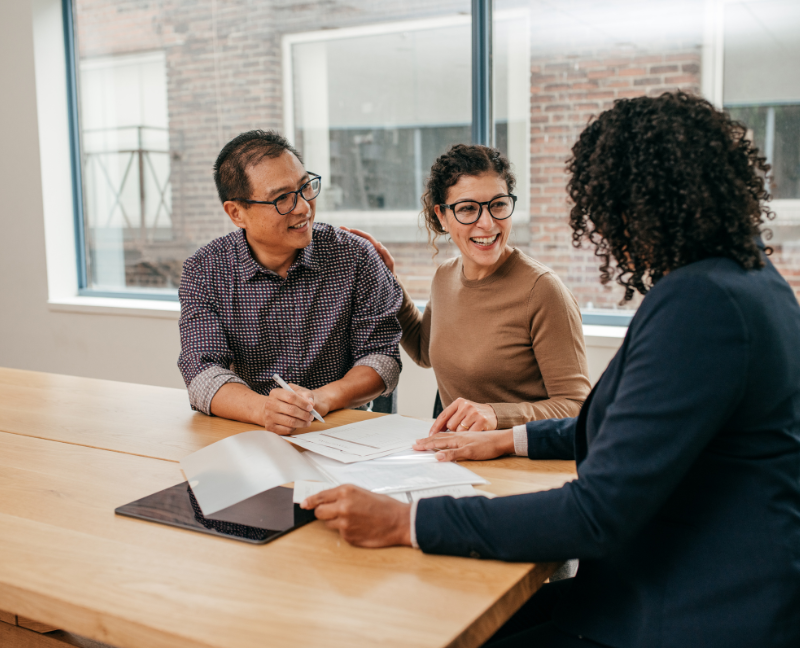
[398,249,591,428]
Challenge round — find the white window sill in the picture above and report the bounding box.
[48,296,180,319]
[46,297,628,346]
[582,324,628,347]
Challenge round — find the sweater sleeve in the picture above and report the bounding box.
[489,272,591,428]
[398,284,433,369]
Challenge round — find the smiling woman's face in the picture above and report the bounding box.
[435,172,514,280]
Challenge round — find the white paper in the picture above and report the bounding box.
[286,415,431,463]
[180,430,325,515]
[292,480,335,504]
[304,449,488,495]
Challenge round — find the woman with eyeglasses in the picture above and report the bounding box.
[346,144,591,434]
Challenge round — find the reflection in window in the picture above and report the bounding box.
[724,0,800,299]
[79,51,174,290]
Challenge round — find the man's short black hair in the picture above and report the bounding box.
[213,130,303,204]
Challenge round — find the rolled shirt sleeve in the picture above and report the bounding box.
[178,256,246,414]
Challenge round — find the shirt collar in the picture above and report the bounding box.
[235,228,320,281]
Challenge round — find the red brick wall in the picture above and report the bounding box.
[73,1,800,306]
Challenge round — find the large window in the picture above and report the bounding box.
[67,0,800,313]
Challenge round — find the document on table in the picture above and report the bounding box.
[181,429,488,518]
[303,450,488,495]
[285,414,432,463]
[291,481,495,504]
[180,430,326,516]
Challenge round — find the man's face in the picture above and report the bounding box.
[232,151,316,258]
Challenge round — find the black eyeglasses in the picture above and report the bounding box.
[440,194,517,225]
[233,173,322,215]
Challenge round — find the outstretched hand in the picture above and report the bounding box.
[413,429,515,462]
[341,226,396,275]
[301,484,412,547]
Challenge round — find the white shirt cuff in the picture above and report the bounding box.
[409,498,420,549]
[512,424,529,457]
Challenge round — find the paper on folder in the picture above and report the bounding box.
[285,415,431,463]
[303,450,488,495]
[180,430,326,515]
[181,428,489,518]
[291,480,418,504]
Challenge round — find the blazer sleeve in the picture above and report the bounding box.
[415,274,750,562]
[525,417,579,460]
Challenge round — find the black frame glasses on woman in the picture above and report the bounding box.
[439,194,517,225]
[232,173,322,215]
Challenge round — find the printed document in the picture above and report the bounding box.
[285,415,432,463]
[181,428,487,517]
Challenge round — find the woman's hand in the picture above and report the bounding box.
[413,429,515,462]
[429,398,499,435]
[340,226,396,275]
[300,484,412,547]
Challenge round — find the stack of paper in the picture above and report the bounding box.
[292,480,495,504]
[180,423,489,518]
[285,415,432,462]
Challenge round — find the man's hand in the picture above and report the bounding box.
[301,484,412,548]
[429,398,499,435]
[340,226,396,276]
[262,383,316,435]
[413,429,515,462]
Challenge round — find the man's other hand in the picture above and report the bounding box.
[301,484,411,548]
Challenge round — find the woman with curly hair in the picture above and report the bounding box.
[345,144,591,433]
[304,92,800,648]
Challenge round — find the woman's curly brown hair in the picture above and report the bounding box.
[566,91,773,302]
[421,144,515,253]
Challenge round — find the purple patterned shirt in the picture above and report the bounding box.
[178,223,403,414]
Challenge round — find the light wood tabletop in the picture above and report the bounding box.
[0,368,577,648]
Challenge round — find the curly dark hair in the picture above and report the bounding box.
[566,91,772,302]
[421,144,516,252]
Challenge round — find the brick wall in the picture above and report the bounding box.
[73,1,800,305]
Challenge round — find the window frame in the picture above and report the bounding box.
[60,0,664,326]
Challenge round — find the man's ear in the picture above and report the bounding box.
[223,201,246,229]
[433,204,448,233]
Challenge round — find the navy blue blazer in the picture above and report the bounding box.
[416,256,800,648]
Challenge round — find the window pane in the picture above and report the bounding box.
[288,15,471,300]
[495,0,709,314]
[72,0,470,297]
[724,1,800,302]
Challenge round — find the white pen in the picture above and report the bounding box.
[271,373,325,423]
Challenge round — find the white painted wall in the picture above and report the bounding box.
[0,0,623,421]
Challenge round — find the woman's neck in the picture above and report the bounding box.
[461,245,514,281]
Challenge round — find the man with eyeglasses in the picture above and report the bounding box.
[177,130,402,433]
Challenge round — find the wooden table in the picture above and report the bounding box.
[0,368,577,648]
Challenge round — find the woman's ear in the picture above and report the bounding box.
[434,205,448,233]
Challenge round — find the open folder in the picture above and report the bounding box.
[179,429,488,518]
